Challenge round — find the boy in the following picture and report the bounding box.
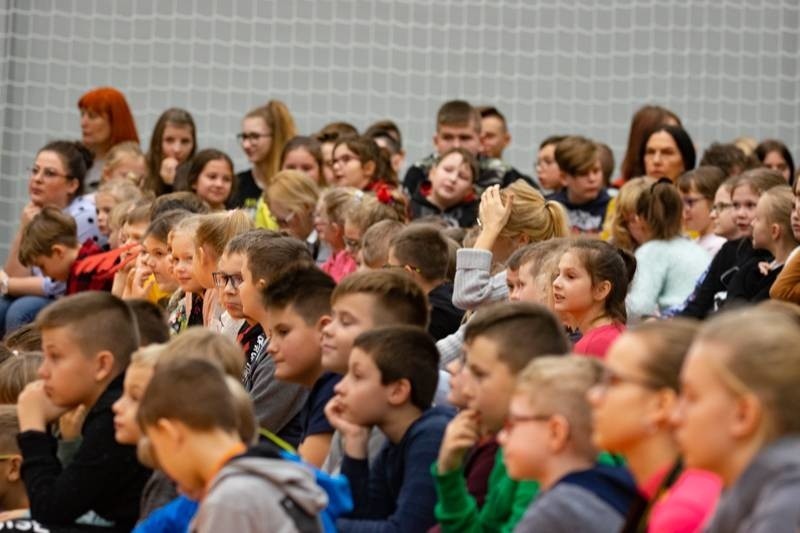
[500,356,636,531]
[235,230,314,447]
[387,224,464,340]
[358,219,403,271]
[16,292,150,530]
[326,326,452,531]
[18,207,130,294]
[403,100,534,196]
[547,135,611,234]
[262,265,339,466]
[434,302,569,533]
[137,357,327,532]
[477,106,511,160]
[320,270,430,473]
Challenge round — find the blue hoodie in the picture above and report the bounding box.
[513,463,637,532]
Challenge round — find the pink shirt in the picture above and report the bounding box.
[642,466,722,533]
[573,322,625,359]
[321,249,357,283]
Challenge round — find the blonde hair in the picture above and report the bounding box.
[498,180,569,241]
[103,141,146,183]
[515,355,603,459]
[245,100,297,183]
[97,177,143,204]
[610,176,656,251]
[158,327,244,379]
[265,170,320,215]
[345,192,408,234]
[697,308,800,438]
[519,238,569,308]
[0,351,43,403]
[193,210,254,258]
[130,343,165,369]
[320,187,362,226]
[759,185,796,244]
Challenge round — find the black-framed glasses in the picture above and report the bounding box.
[211,271,244,290]
[502,414,551,433]
[236,132,272,143]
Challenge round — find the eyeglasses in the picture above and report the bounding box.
[236,132,272,143]
[0,454,20,461]
[344,237,362,252]
[682,196,706,209]
[273,210,296,227]
[29,166,71,180]
[211,271,244,290]
[596,367,660,392]
[502,414,551,433]
[711,202,733,213]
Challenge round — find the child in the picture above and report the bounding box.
[126,299,170,346]
[677,166,728,255]
[262,265,338,467]
[724,185,798,306]
[95,177,144,241]
[167,215,206,334]
[132,210,189,306]
[500,356,637,532]
[16,292,151,530]
[548,135,612,235]
[769,175,800,303]
[178,149,236,212]
[534,135,566,194]
[588,320,721,532]
[387,224,465,340]
[343,190,407,261]
[433,302,570,533]
[0,352,42,403]
[18,207,129,295]
[280,135,325,186]
[709,177,742,241]
[410,147,479,228]
[236,231,314,447]
[137,357,327,532]
[102,141,149,186]
[674,308,800,531]
[358,219,404,271]
[606,176,656,251]
[552,239,635,358]
[144,108,197,196]
[320,270,429,473]
[316,188,360,282]
[326,325,452,531]
[331,135,398,190]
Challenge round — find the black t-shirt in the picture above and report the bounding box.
[228,169,262,210]
[297,372,341,440]
[427,282,465,341]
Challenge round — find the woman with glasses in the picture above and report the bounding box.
[588,319,721,533]
[229,100,296,216]
[0,141,102,336]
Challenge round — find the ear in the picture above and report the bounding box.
[330,221,344,239]
[154,417,185,448]
[650,388,678,429]
[592,279,612,302]
[515,234,531,246]
[548,414,571,452]
[770,222,781,241]
[316,315,332,335]
[255,277,268,292]
[5,455,22,482]
[66,177,80,196]
[731,393,764,439]
[432,134,440,149]
[386,378,412,407]
[362,160,376,180]
[559,171,569,187]
[92,350,117,382]
[49,243,67,259]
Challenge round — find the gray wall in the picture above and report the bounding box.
[2,0,799,260]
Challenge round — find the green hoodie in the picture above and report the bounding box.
[432,448,539,533]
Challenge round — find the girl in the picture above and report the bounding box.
[724,185,798,305]
[131,210,190,306]
[708,177,741,241]
[674,308,800,531]
[452,180,570,310]
[167,216,206,334]
[627,180,710,319]
[534,135,566,193]
[343,189,407,261]
[331,136,398,190]
[315,188,361,282]
[641,125,696,183]
[231,100,297,211]
[144,108,197,196]
[264,170,328,263]
[552,239,635,358]
[410,147,479,228]
[755,138,795,185]
[101,141,148,186]
[677,166,728,256]
[95,178,144,242]
[193,211,253,328]
[77,86,140,191]
[588,320,721,532]
[606,176,655,251]
[178,149,236,211]
[280,136,325,186]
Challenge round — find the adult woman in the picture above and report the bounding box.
[229,100,296,211]
[641,125,696,183]
[0,141,101,335]
[144,108,197,196]
[618,105,682,184]
[77,87,139,191]
[755,139,795,185]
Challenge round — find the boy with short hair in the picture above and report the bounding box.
[387,224,464,340]
[235,230,314,447]
[16,292,150,530]
[137,357,327,532]
[262,265,339,467]
[358,219,404,271]
[326,325,452,531]
[500,356,637,531]
[548,135,611,234]
[433,302,570,533]
[404,100,534,196]
[477,106,511,160]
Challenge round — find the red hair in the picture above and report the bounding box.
[78,87,140,146]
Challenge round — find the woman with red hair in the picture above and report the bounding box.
[78,87,140,191]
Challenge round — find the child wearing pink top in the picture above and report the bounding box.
[573,322,625,359]
[639,463,721,532]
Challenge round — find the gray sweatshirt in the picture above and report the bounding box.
[191,455,328,533]
[453,249,508,311]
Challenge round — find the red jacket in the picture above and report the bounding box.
[67,241,139,295]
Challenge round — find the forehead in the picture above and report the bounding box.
[438,152,465,167]
[242,116,268,131]
[36,150,66,170]
[605,332,647,370]
[348,347,378,371]
[333,293,377,321]
[143,234,167,249]
[558,250,584,270]
[647,131,678,149]
[218,251,244,269]
[481,115,505,131]
[438,123,478,136]
[41,325,81,350]
[267,304,303,325]
[285,147,313,161]
[714,186,732,201]
[465,335,501,365]
[163,123,193,136]
[201,159,231,174]
[732,184,757,200]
